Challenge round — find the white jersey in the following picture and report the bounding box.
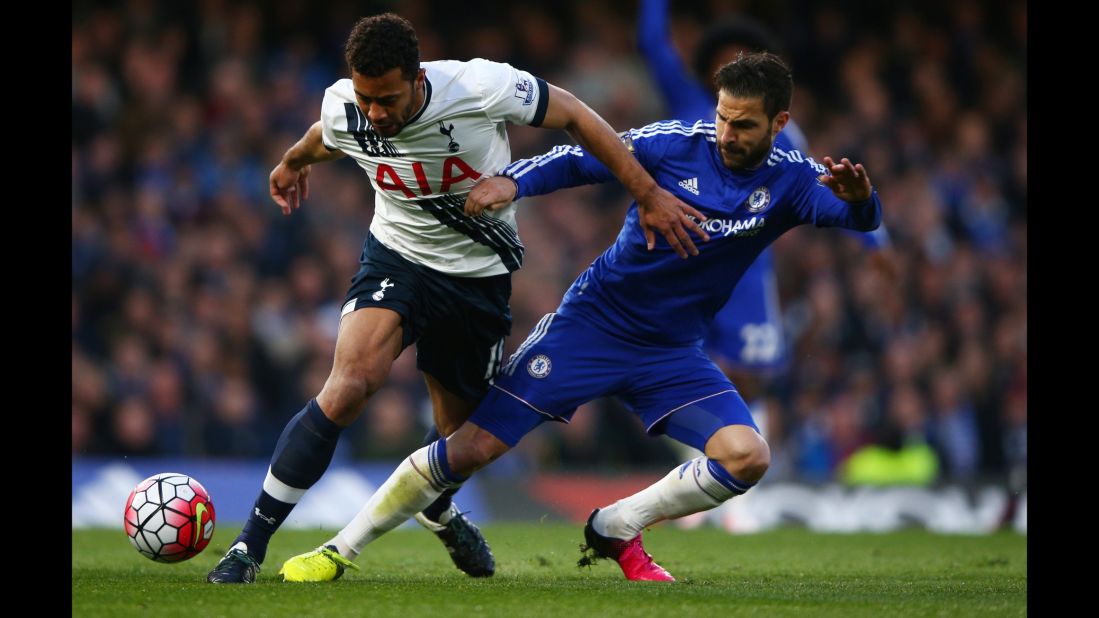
[320,58,549,276]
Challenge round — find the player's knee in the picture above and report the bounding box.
[318,364,390,424]
[734,441,771,483]
[707,427,771,483]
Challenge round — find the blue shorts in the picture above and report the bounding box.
[703,248,788,373]
[469,312,758,451]
[342,233,511,401]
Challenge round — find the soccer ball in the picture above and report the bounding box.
[123,472,216,562]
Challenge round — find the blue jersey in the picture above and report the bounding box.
[503,120,881,348]
[636,0,886,370]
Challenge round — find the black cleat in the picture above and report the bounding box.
[207,542,261,584]
[416,504,495,577]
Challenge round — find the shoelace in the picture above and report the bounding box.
[225,549,260,572]
[316,547,359,570]
[443,511,474,536]
[626,539,659,567]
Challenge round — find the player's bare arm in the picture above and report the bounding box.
[538,84,711,258]
[270,121,347,216]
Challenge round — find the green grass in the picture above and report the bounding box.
[73,525,1026,617]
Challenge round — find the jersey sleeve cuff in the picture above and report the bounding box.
[529,78,549,127]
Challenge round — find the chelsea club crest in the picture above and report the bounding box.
[747,186,771,212]
[527,354,552,379]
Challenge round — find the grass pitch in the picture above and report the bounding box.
[73,525,1026,617]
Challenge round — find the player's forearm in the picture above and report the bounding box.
[283,122,344,170]
[637,0,671,57]
[840,190,882,232]
[558,99,659,203]
[501,145,613,199]
[637,0,716,119]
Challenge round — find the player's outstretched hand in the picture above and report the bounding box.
[636,186,710,259]
[818,157,872,203]
[270,162,311,216]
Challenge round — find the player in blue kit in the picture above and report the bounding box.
[639,0,889,401]
[278,52,880,582]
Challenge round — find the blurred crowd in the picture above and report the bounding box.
[72,0,1026,487]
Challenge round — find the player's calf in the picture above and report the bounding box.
[445,422,512,476]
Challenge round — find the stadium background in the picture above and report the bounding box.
[72,0,1026,532]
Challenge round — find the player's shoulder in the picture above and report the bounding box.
[425,58,522,105]
[320,80,356,124]
[624,119,716,152]
[766,144,828,177]
[323,78,355,102]
[427,58,515,82]
[422,59,464,78]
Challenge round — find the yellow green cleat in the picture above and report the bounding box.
[278,545,359,582]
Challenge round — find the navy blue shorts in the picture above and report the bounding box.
[342,233,511,401]
[469,312,759,451]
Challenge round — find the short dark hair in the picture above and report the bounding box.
[344,13,420,80]
[692,17,782,81]
[713,52,792,120]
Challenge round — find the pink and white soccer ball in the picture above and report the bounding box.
[123,472,216,562]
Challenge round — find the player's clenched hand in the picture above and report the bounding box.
[464,176,518,217]
[270,162,312,216]
[818,157,872,203]
[636,186,710,259]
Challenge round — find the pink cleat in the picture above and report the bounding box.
[578,509,675,582]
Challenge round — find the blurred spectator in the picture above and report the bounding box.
[928,369,980,481]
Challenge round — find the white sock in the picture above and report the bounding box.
[327,441,462,558]
[593,457,743,540]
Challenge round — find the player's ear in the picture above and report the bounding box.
[772,111,790,135]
